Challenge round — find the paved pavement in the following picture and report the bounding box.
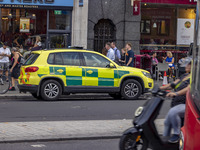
[0,119,164,143]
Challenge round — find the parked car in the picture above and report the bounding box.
[18,48,153,101]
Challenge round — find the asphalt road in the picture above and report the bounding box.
[0,139,120,150]
[0,94,170,122]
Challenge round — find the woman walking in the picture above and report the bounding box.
[9,47,22,91]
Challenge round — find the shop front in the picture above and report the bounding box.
[0,0,73,49]
[140,0,196,52]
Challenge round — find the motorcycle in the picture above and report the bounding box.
[119,85,179,150]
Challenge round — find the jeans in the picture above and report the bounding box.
[163,104,185,136]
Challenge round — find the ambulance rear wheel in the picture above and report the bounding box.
[41,80,62,101]
[121,79,142,100]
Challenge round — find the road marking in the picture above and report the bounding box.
[31,144,46,148]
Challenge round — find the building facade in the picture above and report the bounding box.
[72,0,197,54]
[140,0,196,47]
[72,0,141,54]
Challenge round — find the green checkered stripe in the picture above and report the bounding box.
[39,67,130,87]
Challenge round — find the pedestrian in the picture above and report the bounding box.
[102,48,108,56]
[105,42,115,61]
[30,36,42,51]
[152,52,158,79]
[119,48,126,65]
[125,43,134,67]
[111,41,121,64]
[0,42,11,84]
[163,51,175,78]
[24,36,42,59]
[148,39,157,50]
[9,47,22,91]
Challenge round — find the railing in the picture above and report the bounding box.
[140,44,190,51]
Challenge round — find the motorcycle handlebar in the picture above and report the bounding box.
[149,85,170,97]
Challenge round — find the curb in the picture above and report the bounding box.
[0,136,120,144]
[0,93,112,100]
[0,94,32,99]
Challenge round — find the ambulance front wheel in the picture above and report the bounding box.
[40,80,62,101]
[121,79,142,100]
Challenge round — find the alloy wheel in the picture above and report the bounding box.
[44,83,59,99]
[124,83,139,98]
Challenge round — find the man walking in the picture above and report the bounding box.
[125,43,134,67]
[105,42,115,61]
[111,42,121,64]
[0,42,11,84]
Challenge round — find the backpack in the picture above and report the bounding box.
[17,55,25,67]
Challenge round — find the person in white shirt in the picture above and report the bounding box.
[105,42,115,61]
[0,42,11,84]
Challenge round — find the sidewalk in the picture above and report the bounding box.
[0,119,164,143]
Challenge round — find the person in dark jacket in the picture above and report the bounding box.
[160,57,192,143]
[9,47,22,91]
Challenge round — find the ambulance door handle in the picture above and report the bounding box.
[57,69,64,73]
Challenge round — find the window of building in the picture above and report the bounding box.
[141,19,151,34]
[0,8,47,48]
[49,10,71,31]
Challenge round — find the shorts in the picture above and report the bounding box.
[0,63,9,71]
[11,67,20,79]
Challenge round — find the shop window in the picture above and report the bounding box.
[49,10,71,31]
[141,19,151,34]
[0,8,47,47]
[157,19,170,36]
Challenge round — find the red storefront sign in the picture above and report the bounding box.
[133,1,140,15]
[141,0,197,5]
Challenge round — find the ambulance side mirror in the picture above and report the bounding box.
[107,63,115,68]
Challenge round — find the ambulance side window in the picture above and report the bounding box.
[62,52,80,66]
[55,53,63,65]
[83,52,111,68]
[48,53,54,64]
[47,53,63,65]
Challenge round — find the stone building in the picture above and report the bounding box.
[72,0,140,54]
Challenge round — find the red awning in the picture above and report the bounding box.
[141,0,196,5]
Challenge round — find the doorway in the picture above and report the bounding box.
[94,19,116,52]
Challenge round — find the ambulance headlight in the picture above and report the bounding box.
[135,107,144,117]
[142,72,152,79]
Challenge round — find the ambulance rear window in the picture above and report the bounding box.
[24,54,40,65]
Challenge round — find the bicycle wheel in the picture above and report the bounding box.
[0,75,10,94]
